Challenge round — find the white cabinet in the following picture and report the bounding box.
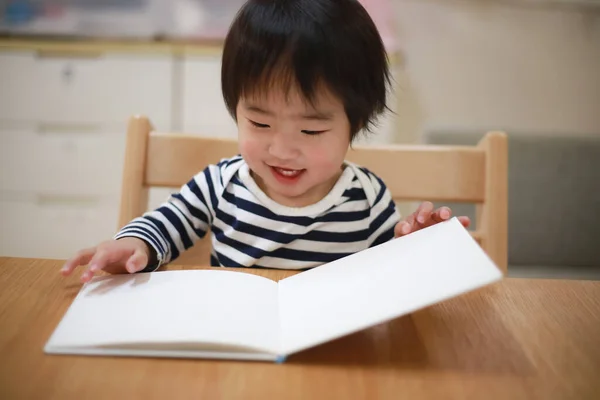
[0,123,126,259]
[0,48,174,259]
[0,52,40,123]
[0,51,174,128]
[180,55,238,138]
[0,125,126,197]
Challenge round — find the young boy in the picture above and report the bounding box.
[62,0,469,283]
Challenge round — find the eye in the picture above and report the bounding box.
[301,130,327,135]
[249,119,270,129]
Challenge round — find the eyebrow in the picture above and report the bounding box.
[244,105,335,121]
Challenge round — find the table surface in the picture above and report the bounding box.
[1,257,599,400]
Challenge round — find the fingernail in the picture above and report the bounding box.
[402,224,410,234]
[89,264,99,272]
[417,215,425,224]
[441,209,449,219]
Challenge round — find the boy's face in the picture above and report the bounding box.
[236,86,351,208]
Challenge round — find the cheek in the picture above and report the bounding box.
[238,131,264,164]
[306,138,348,171]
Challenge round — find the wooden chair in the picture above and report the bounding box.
[118,115,508,273]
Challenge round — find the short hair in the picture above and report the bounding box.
[221,0,391,140]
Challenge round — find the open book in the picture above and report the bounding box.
[45,218,503,362]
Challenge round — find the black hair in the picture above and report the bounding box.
[221,0,391,140]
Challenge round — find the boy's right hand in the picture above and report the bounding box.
[61,237,152,283]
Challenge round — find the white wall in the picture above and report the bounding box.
[391,0,600,142]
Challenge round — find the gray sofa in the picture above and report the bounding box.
[423,130,600,280]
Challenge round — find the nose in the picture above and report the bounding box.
[268,133,299,161]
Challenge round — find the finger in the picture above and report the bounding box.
[394,222,403,238]
[416,202,434,225]
[80,269,96,283]
[394,221,412,237]
[405,213,418,232]
[431,207,452,224]
[458,216,471,228]
[88,249,112,273]
[413,202,426,223]
[81,250,112,283]
[125,249,148,274]
[61,248,96,276]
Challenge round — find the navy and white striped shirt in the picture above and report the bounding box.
[115,155,400,271]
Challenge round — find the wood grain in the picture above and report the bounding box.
[477,132,509,273]
[0,37,224,56]
[117,116,152,229]
[1,257,599,400]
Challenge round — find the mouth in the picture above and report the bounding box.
[269,165,306,183]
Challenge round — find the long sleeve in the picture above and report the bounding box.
[114,165,221,271]
[366,171,401,248]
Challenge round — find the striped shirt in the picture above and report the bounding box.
[114,155,400,271]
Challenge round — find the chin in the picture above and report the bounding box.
[272,184,310,199]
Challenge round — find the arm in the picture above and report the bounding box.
[114,166,219,271]
[61,166,220,283]
[366,173,401,248]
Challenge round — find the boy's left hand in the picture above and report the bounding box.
[394,201,470,238]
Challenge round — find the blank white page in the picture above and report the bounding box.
[278,218,503,356]
[46,269,280,354]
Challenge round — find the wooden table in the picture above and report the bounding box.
[1,257,599,399]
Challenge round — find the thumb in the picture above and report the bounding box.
[125,249,148,274]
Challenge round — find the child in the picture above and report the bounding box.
[62,0,469,283]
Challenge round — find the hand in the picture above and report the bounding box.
[394,201,470,238]
[61,237,152,283]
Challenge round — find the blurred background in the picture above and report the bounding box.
[0,0,599,278]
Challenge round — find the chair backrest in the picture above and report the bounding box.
[118,115,508,273]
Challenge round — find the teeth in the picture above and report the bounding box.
[275,168,302,177]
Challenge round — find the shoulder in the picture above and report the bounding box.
[215,155,245,186]
[344,162,389,206]
[192,155,244,187]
